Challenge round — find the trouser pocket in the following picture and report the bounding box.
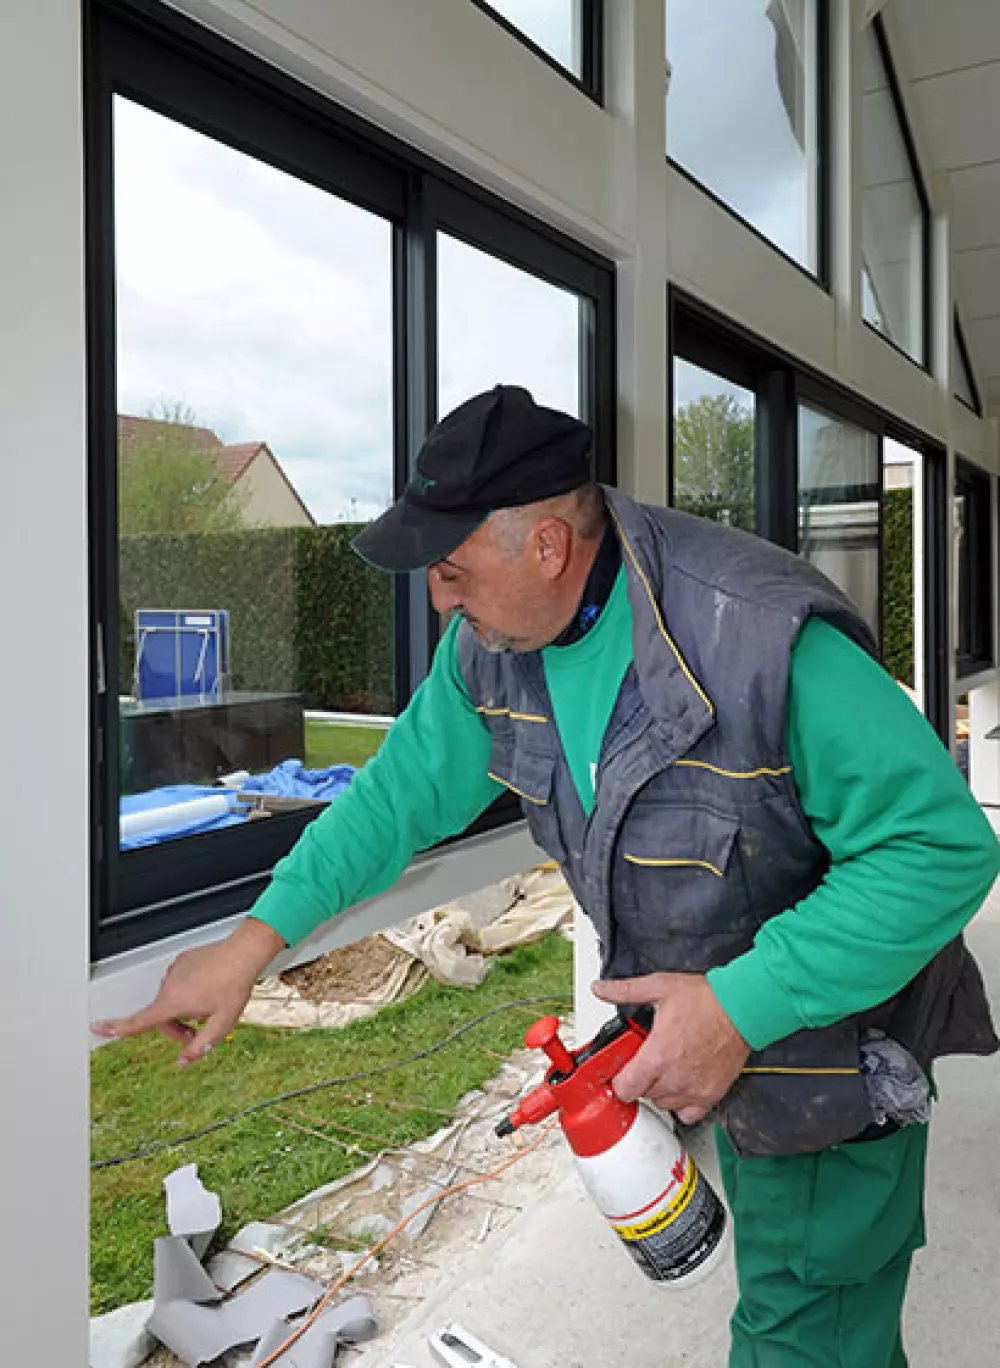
[803,1123,928,1285]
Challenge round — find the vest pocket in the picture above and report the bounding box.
[619,804,754,935]
[718,1020,875,1158]
[486,737,567,864]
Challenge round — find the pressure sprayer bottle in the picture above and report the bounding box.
[495,1013,730,1287]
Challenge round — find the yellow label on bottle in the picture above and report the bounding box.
[610,1156,699,1242]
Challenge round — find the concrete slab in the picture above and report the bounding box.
[364,890,1000,1368]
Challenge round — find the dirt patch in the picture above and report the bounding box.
[281,937,415,1004]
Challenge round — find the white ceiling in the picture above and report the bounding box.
[892,0,1000,406]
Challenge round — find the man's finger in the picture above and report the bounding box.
[158,1021,197,1044]
[611,1049,664,1104]
[91,1006,169,1040]
[675,1104,710,1125]
[177,1013,234,1069]
[591,975,666,1005]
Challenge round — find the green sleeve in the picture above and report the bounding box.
[248,619,503,946]
[708,616,1000,1050]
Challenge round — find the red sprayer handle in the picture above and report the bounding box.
[495,1012,650,1148]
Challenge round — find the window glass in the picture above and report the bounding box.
[672,359,756,532]
[953,460,994,677]
[798,405,880,632]
[115,98,394,850]
[953,321,979,411]
[860,22,927,364]
[476,0,584,78]
[438,234,582,418]
[666,0,821,274]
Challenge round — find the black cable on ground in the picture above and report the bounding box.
[92,994,571,1171]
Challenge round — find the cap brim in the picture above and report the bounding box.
[351,496,488,573]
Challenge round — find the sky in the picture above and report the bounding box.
[114,97,581,526]
[668,0,815,270]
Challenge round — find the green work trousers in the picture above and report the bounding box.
[716,1122,929,1368]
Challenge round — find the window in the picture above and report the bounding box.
[671,293,952,739]
[666,0,824,277]
[88,3,615,956]
[798,405,880,633]
[672,358,756,532]
[953,313,981,414]
[115,98,396,861]
[470,0,603,98]
[438,235,582,418]
[954,460,994,679]
[860,19,929,366]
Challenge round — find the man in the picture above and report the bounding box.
[96,385,999,1367]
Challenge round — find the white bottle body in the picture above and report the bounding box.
[573,1104,730,1288]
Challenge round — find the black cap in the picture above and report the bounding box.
[351,385,593,573]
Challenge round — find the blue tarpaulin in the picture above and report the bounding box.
[240,759,356,802]
[120,762,357,848]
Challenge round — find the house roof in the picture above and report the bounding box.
[214,441,266,483]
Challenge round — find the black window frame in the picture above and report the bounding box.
[954,458,995,680]
[953,310,983,416]
[468,0,604,103]
[86,0,615,961]
[860,15,933,372]
[669,288,950,741]
[665,0,831,290]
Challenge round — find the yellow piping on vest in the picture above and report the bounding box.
[609,508,715,719]
[675,759,791,779]
[623,854,725,878]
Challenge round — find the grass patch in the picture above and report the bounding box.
[90,934,572,1314]
[303,720,387,771]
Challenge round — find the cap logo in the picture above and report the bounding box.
[410,470,438,496]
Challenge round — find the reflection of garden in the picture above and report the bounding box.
[673,394,756,531]
[304,719,387,771]
[674,394,917,689]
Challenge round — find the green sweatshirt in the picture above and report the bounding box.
[251,598,999,1051]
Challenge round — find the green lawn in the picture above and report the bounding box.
[303,719,388,770]
[90,934,573,1314]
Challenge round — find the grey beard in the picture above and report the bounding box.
[456,609,516,654]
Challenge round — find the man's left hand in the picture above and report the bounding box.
[591,972,750,1123]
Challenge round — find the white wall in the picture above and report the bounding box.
[0,2,91,1361]
[5,0,1000,1353]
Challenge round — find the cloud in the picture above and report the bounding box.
[667,0,813,266]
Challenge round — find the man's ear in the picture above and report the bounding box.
[533,516,572,579]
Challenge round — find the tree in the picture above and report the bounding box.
[118,403,248,536]
[673,393,755,531]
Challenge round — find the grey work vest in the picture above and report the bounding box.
[458,488,997,1157]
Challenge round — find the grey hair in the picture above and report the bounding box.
[486,483,607,560]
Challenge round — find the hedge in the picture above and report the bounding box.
[882,487,915,688]
[119,495,917,708]
[119,524,393,714]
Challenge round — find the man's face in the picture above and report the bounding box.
[427,521,561,653]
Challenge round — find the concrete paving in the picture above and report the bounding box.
[367,888,1000,1368]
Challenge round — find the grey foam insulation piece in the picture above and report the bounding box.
[248,1294,378,1368]
[148,1265,323,1366]
[164,1163,223,1260]
[207,1222,305,1293]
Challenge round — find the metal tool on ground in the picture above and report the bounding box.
[428,1321,519,1368]
[495,1012,730,1287]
